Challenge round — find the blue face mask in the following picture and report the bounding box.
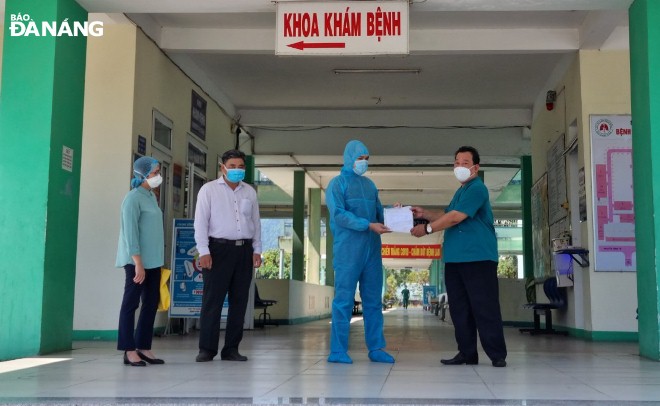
[353,159,368,176]
[225,168,245,183]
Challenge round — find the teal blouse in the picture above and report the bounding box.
[442,177,498,263]
[115,187,164,269]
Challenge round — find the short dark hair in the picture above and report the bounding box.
[221,149,246,164]
[454,146,480,165]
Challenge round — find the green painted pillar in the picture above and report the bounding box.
[325,208,334,286]
[307,188,321,284]
[430,259,444,293]
[520,155,535,304]
[244,155,255,184]
[630,0,660,360]
[292,171,305,281]
[520,156,534,280]
[0,0,87,360]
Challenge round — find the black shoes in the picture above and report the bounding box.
[221,351,248,361]
[440,352,479,366]
[123,351,146,367]
[195,351,215,362]
[196,350,248,362]
[137,350,165,365]
[492,359,507,368]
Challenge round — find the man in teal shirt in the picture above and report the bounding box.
[410,146,507,368]
[401,286,410,309]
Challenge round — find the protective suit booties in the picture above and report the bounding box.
[326,140,394,364]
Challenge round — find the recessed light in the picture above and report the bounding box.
[333,68,421,74]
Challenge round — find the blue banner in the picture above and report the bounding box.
[170,219,203,317]
[422,285,437,306]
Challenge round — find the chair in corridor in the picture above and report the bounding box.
[519,277,569,336]
[254,285,278,327]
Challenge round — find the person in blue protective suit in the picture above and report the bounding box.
[326,140,395,364]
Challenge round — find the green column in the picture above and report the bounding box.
[307,188,321,284]
[520,156,534,280]
[430,259,443,292]
[325,208,334,286]
[292,171,305,281]
[520,155,536,304]
[0,0,87,360]
[630,0,660,360]
[244,155,255,184]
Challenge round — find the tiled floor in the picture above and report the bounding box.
[1,307,659,405]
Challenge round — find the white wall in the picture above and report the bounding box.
[530,50,636,335]
[74,22,138,333]
[256,279,333,322]
[499,278,528,323]
[74,21,238,334]
[579,50,636,333]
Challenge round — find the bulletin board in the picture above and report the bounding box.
[547,136,568,229]
[531,173,551,280]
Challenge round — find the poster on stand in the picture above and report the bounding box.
[422,285,438,307]
[590,115,636,272]
[170,219,204,317]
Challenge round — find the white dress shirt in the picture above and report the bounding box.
[194,176,262,257]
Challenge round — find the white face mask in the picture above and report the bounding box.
[146,174,163,188]
[453,166,474,183]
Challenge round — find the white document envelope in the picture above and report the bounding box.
[384,206,413,233]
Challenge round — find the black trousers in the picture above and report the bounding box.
[117,265,161,351]
[198,241,253,356]
[445,260,507,361]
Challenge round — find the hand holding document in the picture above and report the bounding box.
[384,206,413,233]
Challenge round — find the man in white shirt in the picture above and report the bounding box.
[194,149,262,362]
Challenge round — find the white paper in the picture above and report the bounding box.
[384,206,413,233]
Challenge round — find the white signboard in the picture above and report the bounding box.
[590,115,636,272]
[276,1,409,55]
[62,146,73,172]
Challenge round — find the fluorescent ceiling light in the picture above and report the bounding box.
[333,68,421,74]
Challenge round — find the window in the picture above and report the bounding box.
[188,142,207,172]
[152,110,173,152]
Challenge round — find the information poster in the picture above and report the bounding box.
[547,136,568,228]
[422,285,437,306]
[531,174,551,280]
[170,219,204,317]
[590,115,636,272]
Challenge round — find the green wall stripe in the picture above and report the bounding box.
[73,330,119,341]
[73,327,166,342]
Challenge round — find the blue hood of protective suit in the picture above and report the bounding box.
[341,140,369,174]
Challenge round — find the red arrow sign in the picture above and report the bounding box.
[287,41,346,50]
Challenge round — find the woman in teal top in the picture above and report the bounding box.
[116,156,165,367]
